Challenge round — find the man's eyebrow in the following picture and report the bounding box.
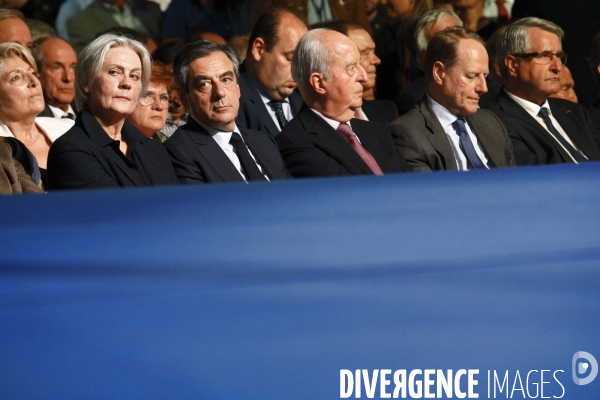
[345,61,357,69]
[220,71,235,79]
[193,74,211,85]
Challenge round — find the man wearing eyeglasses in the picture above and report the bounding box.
[487,17,600,165]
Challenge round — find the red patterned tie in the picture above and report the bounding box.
[336,122,384,175]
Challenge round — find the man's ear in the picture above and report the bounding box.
[596,63,600,78]
[309,72,326,94]
[251,38,266,62]
[505,55,519,78]
[431,61,445,85]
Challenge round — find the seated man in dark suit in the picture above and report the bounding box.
[588,31,600,125]
[275,29,412,177]
[235,6,307,137]
[487,17,600,165]
[317,20,398,125]
[164,40,291,184]
[33,37,78,119]
[389,27,515,172]
[395,8,463,116]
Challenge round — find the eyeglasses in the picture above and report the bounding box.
[139,91,172,107]
[512,51,567,65]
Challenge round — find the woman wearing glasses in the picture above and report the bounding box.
[47,34,178,190]
[127,61,172,143]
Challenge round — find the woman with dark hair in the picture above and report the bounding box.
[47,34,178,190]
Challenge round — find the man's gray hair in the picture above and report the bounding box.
[291,28,331,95]
[0,8,25,22]
[497,17,564,79]
[75,33,151,111]
[406,8,462,58]
[173,40,239,93]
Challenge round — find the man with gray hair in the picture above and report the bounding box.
[163,40,291,183]
[395,8,462,115]
[0,9,33,52]
[487,17,600,165]
[275,29,411,177]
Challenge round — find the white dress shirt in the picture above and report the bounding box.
[355,107,369,121]
[310,108,362,144]
[0,117,74,142]
[427,94,489,171]
[504,89,586,162]
[192,117,268,182]
[48,104,76,119]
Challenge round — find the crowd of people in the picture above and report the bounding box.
[0,0,599,194]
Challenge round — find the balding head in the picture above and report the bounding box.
[292,29,367,122]
[33,37,77,111]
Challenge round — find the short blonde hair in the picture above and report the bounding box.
[75,33,151,111]
[0,42,37,76]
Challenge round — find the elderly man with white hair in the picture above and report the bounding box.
[274,28,412,177]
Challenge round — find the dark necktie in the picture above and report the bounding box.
[452,118,487,170]
[62,113,75,120]
[269,100,288,129]
[229,132,267,181]
[538,107,587,162]
[336,122,383,175]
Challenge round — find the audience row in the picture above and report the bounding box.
[0,4,599,194]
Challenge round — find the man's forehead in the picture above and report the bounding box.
[190,52,234,73]
[41,39,75,57]
[527,27,561,49]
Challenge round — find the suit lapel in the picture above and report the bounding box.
[239,70,281,136]
[300,109,374,174]
[466,113,497,167]
[420,100,458,170]
[184,119,245,183]
[497,90,571,161]
[240,129,276,179]
[550,100,595,158]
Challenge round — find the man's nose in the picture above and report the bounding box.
[475,75,488,94]
[357,64,367,83]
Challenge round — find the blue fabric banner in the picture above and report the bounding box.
[1,164,599,399]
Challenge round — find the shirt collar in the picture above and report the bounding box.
[504,88,551,117]
[309,108,354,131]
[427,93,460,128]
[191,115,240,146]
[48,103,74,119]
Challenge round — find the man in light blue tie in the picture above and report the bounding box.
[388,26,516,172]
